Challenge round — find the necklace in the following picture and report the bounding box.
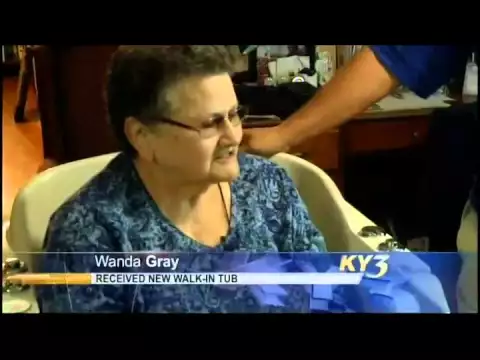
[217,183,230,243]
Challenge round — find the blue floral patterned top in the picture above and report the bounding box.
[36,153,326,313]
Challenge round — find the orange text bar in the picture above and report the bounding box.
[6,273,92,285]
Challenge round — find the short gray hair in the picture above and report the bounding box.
[106,45,242,156]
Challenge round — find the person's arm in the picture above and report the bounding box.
[36,207,132,313]
[279,45,471,149]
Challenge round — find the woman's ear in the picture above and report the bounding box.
[124,117,154,162]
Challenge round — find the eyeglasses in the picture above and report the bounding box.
[156,105,248,139]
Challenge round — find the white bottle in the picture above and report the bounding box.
[463,53,478,97]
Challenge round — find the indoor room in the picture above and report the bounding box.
[2,45,477,314]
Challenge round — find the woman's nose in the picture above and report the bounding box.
[219,118,242,144]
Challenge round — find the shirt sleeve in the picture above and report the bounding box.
[370,45,472,98]
[278,168,327,252]
[36,205,133,313]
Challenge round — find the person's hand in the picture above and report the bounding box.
[241,126,290,157]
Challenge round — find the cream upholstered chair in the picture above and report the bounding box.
[3,153,116,313]
[4,152,392,313]
[6,153,118,269]
[7,152,390,265]
[270,153,391,252]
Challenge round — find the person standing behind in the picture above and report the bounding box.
[242,45,478,313]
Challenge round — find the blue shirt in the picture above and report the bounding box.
[36,153,326,313]
[370,45,474,98]
[371,45,479,213]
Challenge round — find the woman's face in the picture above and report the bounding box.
[137,73,243,184]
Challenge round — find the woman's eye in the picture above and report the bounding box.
[204,117,223,128]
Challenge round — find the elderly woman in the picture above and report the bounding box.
[36,45,327,313]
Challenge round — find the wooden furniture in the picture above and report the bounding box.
[1,45,37,122]
[244,107,439,242]
[246,108,434,193]
[14,45,35,122]
[32,45,120,168]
